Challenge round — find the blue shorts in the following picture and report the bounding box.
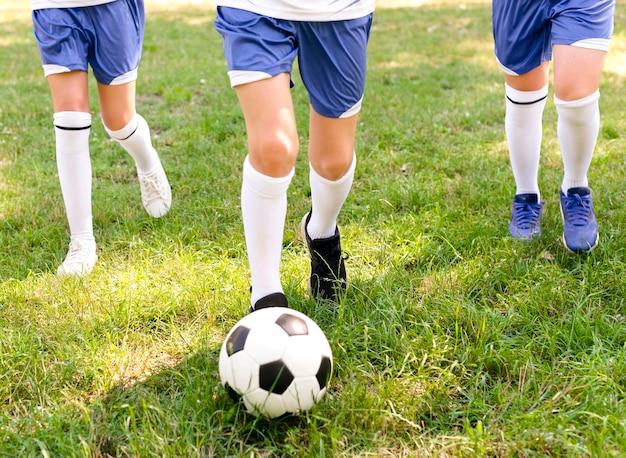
[493,0,615,75]
[32,0,145,85]
[214,7,373,118]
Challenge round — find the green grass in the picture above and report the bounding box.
[1,0,626,456]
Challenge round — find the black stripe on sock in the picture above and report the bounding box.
[118,124,138,141]
[54,124,91,131]
[506,94,548,106]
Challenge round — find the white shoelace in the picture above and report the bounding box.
[58,240,96,275]
[139,164,171,218]
[139,171,166,204]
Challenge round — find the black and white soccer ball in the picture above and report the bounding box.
[218,307,333,419]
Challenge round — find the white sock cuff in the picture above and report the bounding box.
[243,156,294,199]
[505,83,549,104]
[309,153,357,186]
[554,90,600,109]
[103,112,140,140]
[53,111,91,129]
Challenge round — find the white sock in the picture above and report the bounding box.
[104,113,159,175]
[54,111,95,243]
[555,91,600,193]
[241,156,294,306]
[306,153,356,240]
[505,84,548,200]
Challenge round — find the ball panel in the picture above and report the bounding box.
[284,310,333,356]
[243,323,290,365]
[225,351,260,395]
[316,356,332,389]
[259,360,294,394]
[299,322,333,357]
[282,376,322,413]
[225,325,250,356]
[275,312,309,336]
[245,388,287,418]
[281,335,323,377]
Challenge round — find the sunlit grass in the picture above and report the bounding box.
[1,1,626,456]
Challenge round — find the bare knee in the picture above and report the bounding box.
[310,152,354,181]
[248,134,299,178]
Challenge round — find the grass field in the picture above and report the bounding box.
[1,0,626,456]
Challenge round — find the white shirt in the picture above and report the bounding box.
[212,0,375,21]
[31,0,116,10]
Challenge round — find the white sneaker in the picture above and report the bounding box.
[139,161,171,218]
[57,240,98,277]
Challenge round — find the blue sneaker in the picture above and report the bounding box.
[509,193,544,240]
[559,187,598,253]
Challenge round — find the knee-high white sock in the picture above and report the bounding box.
[242,156,294,306]
[306,153,356,240]
[104,113,159,175]
[505,84,548,200]
[54,111,94,243]
[555,91,600,193]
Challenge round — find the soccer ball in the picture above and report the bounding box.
[218,307,333,419]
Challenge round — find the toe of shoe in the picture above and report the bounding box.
[145,201,170,218]
[563,230,598,252]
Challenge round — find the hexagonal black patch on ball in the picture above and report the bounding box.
[316,356,332,388]
[226,325,250,356]
[259,360,294,394]
[275,313,308,336]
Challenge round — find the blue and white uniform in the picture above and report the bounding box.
[213,0,373,22]
[493,0,615,76]
[214,0,375,118]
[32,0,116,8]
[31,0,145,85]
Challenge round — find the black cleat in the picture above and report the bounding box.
[301,212,347,302]
[251,292,289,313]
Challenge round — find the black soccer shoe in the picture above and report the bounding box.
[301,212,347,302]
[251,292,289,313]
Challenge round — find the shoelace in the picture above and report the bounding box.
[563,194,592,226]
[64,242,93,266]
[140,173,165,203]
[311,248,347,285]
[512,202,542,229]
[311,243,343,266]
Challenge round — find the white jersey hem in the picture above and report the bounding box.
[213,1,375,21]
[31,0,117,10]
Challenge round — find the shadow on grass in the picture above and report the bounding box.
[2,2,626,455]
[88,336,335,456]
